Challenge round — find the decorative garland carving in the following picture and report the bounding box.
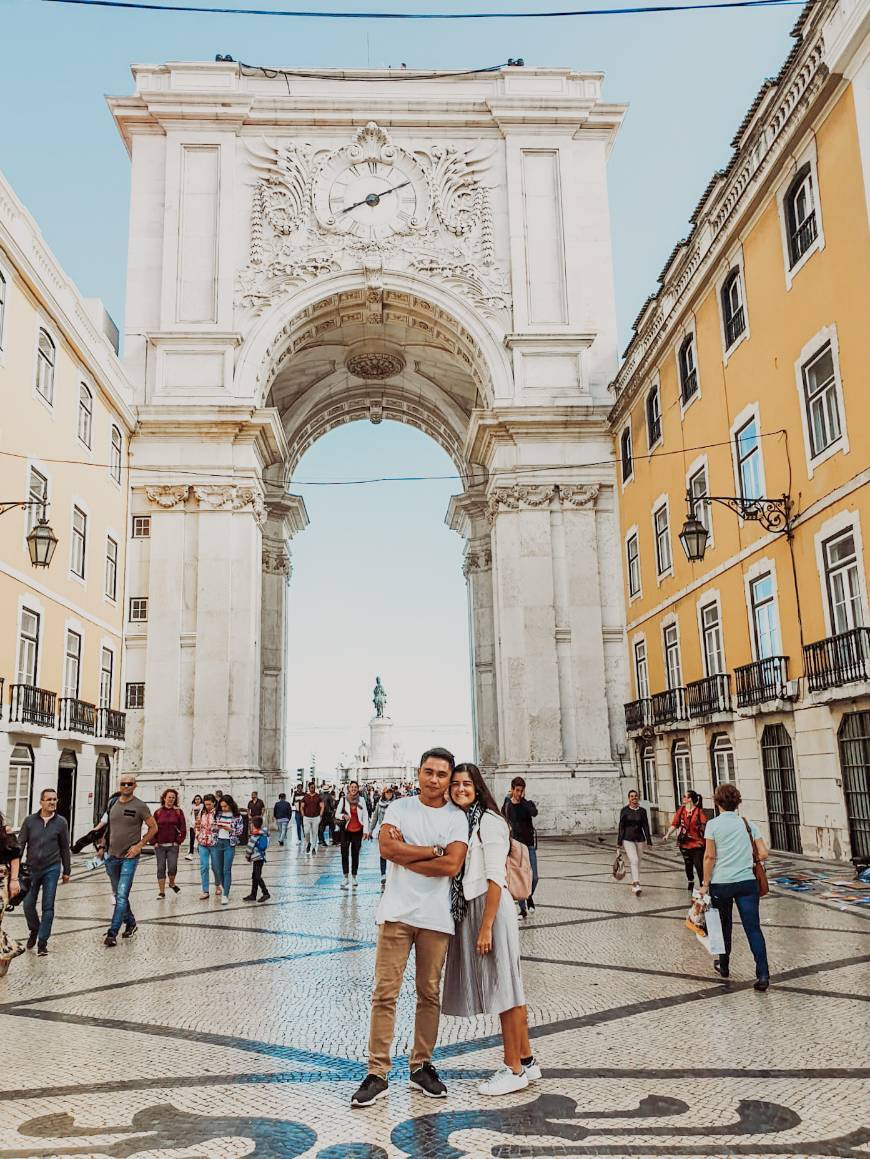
[558,484,600,509]
[144,485,190,509]
[262,545,292,577]
[345,351,406,380]
[487,485,555,523]
[192,486,267,526]
[462,547,493,578]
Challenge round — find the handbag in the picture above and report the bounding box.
[743,818,769,898]
[612,850,627,880]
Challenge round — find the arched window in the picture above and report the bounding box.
[620,425,633,482]
[94,753,111,826]
[78,384,93,447]
[721,269,746,348]
[785,164,818,267]
[36,328,56,403]
[645,383,661,448]
[678,334,698,404]
[6,744,34,829]
[838,712,870,863]
[110,425,123,483]
[672,738,692,802]
[710,732,736,792]
[640,743,658,804]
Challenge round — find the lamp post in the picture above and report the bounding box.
[0,501,59,568]
[678,491,793,564]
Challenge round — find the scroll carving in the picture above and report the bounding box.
[558,484,601,509]
[487,485,555,523]
[144,485,190,509]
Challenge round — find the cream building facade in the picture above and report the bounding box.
[0,170,135,840]
[108,62,631,831]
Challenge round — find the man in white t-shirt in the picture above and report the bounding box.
[351,747,468,1108]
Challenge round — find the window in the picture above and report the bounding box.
[653,503,672,576]
[711,733,736,791]
[35,329,55,403]
[78,384,93,448]
[0,270,6,351]
[626,532,641,599]
[620,426,633,483]
[16,608,40,685]
[672,739,692,801]
[99,648,114,709]
[735,415,763,501]
[678,334,698,404]
[105,537,118,601]
[132,515,151,538]
[71,506,87,578]
[63,630,81,699]
[645,383,662,448]
[700,601,724,676]
[663,623,682,690]
[94,753,111,826]
[27,468,48,533]
[785,164,818,268]
[641,744,658,804]
[688,465,711,536]
[802,344,841,458]
[129,597,148,622]
[750,572,780,659]
[126,682,145,709]
[634,639,650,700]
[823,530,864,634]
[6,745,34,829]
[721,269,746,348]
[110,426,123,483]
[761,723,802,852]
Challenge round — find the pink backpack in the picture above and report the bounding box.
[505,838,533,901]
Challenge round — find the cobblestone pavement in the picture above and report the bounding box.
[0,835,868,1158]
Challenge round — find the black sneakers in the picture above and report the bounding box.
[351,1074,389,1107]
[104,933,117,948]
[409,1062,447,1099]
[37,942,49,956]
[26,932,38,950]
[121,923,138,940]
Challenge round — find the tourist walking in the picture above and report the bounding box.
[247,791,266,828]
[335,780,371,890]
[243,817,271,902]
[502,776,539,918]
[273,793,292,846]
[702,783,771,990]
[292,783,305,842]
[320,786,337,847]
[444,763,540,1096]
[370,785,395,888]
[301,781,323,855]
[211,796,244,905]
[151,788,186,899]
[0,813,24,975]
[195,795,220,898]
[186,794,203,861]
[18,788,72,956]
[102,775,157,948]
[351,748,468,1108]
[663,790,707,892]
[617,789,652,895]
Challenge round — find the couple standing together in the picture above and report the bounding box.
[351,748,540,1108]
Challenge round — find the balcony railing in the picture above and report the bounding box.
[734,656,790,707]
[625,699,652,731]
[58,697,97,735]
[9,684,57,728]
[804,628,870,693]
[686,673,732,718]
[651,687,687,726]
[680,368,698,404]
[790,212,817,264]
[725,305,746,347]
[97,707,126,741]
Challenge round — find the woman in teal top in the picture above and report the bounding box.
[702,782,770,990]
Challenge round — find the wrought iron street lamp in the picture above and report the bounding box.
[0,501,59,568]
[679,491,793,564]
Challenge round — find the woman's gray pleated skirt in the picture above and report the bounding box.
[442,888,526,1017]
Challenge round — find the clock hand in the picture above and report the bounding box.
[339,181,412,215]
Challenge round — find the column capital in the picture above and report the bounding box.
[486,483,555,524]
[462,545,493,578]
[144,484,190,509]
[192,484,268,527]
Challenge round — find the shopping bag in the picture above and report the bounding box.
[703,905,726,954]
[685,895,707,936]
[612,850,627,880]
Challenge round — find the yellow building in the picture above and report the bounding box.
[0,169,136,840]
[609,0,870,862]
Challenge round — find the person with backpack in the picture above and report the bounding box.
[442,763,541,1097]
[502,776,538,918]
[242,817,270,902]
[662,789,707,892]
[617,789,653,896]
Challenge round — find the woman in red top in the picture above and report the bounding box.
[663,790,707,892]
[151,788,187,899]
[334,781,370,890]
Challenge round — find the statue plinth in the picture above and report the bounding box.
[368,714,394,768]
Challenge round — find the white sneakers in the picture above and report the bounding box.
[632,882,642,895]
[220,895,229,905]
[524,1057,542,1081]
[341,879,349,891]
[478,1065,529,1096]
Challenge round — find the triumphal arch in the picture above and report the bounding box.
[109,62,628,830]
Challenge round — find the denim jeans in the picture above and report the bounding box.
[710,877,770,979]
[294,812,303,841]
[519,845,539,916]
[210,842,236,896]
[276,819,289,845]
[104,855,140,936]
[23,862,62,944]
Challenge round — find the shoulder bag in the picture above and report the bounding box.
[743,818,769,898]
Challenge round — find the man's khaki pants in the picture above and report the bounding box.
[368,920,451,1078]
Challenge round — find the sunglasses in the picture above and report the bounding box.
[119,782,135,788]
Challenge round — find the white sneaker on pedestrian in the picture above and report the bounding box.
[220,895,229,905]
[341,879,349,891]
[184,854,193,861]
[351,878,358,889]
[478,1065,528,1096]
[632,882,642,895]
[524,1058,542,1081]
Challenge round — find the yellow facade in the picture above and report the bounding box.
[0,169,135,837]
[609,0,870,862]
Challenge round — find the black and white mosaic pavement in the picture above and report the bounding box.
[1,836,868,1157]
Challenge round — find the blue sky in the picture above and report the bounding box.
[1,0,799,773]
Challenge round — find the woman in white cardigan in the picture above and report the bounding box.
[442,762,541,1096]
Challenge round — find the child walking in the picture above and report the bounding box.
[243,818,270,902]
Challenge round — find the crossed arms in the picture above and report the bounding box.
[379,824,466,877]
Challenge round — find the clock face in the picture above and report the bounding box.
[326,158,421,240]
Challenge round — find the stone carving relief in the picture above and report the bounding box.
[345,351,406,380]
[487,484,555,523]
[462,546,493,578]
[193,485,267,526]
[558,483,601,509]
[262,544,293,577]
[144,485,190,509]
[238,122,511,321]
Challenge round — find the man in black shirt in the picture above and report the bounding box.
[502,776,539,918]
[17,788,72,955]
[272,793,293,845]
